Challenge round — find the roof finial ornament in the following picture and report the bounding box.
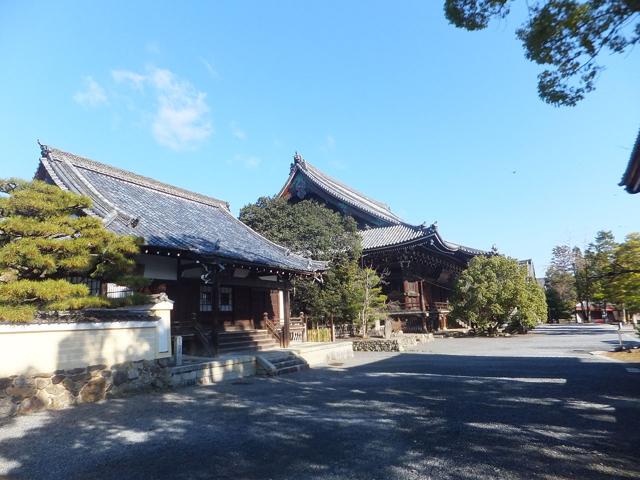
[293,151,305,167]
[37,139,50,157]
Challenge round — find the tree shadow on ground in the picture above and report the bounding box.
[0,353,639,480]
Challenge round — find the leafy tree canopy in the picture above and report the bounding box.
[239,197,363,321]
[608,233,640,311]
[451,255,547,333]
[445,0,640,106]
[0,179,146,321]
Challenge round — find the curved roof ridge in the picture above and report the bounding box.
[288,156,403,224]
[42,145,229,210]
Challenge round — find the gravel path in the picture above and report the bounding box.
[1,324,638,480]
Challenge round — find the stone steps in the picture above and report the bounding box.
[256,351,308,376]
[217,330,279,354]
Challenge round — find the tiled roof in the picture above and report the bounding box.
[280,154,404,225]
[360,224,425,249]
[360,223,488,257]
[620,128,640,194]
[36,145,325,273]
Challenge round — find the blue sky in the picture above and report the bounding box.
[1,1,638,275]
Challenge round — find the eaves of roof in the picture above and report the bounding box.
[620,128,640,194]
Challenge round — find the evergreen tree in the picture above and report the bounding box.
[0,179,146,321]
[239,196,362,321]
[352,267,388,337]
[450,255,547,334]
[585,230,617,313]
[545,245,578,321]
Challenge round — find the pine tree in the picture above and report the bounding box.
[0,178,145,321]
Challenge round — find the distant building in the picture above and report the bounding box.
[518,259,536,280]
[620,129,640,194]
[575,303,621,324]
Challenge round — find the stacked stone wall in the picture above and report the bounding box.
[0,359,172,417]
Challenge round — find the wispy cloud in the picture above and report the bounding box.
[230,121,247,141]
[199,57,220,79]
[73,76,107,107]
[110,67,212,150]
[227,154,262,170]
[326,134,336,149]
[146,41,161,55]
[111,70,146,90]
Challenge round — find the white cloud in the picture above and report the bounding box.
[73,76,107,107]
[109,67,212,150]
[230,121,247,141]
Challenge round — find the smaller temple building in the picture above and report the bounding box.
[278,153,490,331]
[620,128,640,194]
[35,145,325,354]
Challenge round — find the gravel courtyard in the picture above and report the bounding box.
[1,324,639,480]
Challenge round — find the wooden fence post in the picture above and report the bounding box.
[283,287,291,348]
[330,314,335,342]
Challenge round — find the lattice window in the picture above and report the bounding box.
[105,283,133,299]
[200,285,213,312]
[219,287,233,312]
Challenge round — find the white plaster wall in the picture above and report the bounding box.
[0,302,173,377]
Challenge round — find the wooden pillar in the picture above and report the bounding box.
[418,280,427,332]
[283,286,291,348]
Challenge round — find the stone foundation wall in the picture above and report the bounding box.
[352,334,433,352]
[353,339,403,352]
[0,359,173,417]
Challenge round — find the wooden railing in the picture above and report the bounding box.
[334,323,358,338]
[289,317,306,343]
[192,315,215,356]
[264,314,283,347]
[388,301,451,314]
[433,302,451,312]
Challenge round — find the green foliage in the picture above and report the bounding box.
[545,245,578,320]
[240,196,363,321]
[239,196,361,262]
[608,233,640,312]
[451,255,547,333]
[585,231,617,304]
[0,178,146,321]
[544,231,640,321]
[0,304,36,323]
[352,267,388,336]
[511,277,548,332]
[545,271,575,320]
[444,0,640,106]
